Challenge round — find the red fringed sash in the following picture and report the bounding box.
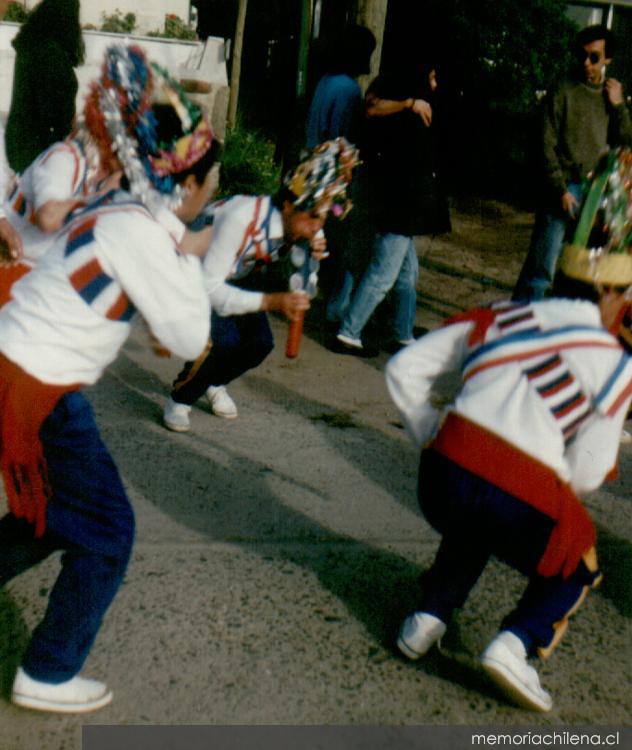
[0,354,78,536]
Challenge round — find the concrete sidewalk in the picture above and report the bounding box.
[1,202,631,748]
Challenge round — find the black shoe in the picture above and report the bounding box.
[328,337,379,358]
[413,326,429,338]
[382,340,408,355]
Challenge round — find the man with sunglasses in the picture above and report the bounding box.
[513,25,632,301]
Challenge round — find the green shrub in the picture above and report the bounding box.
[450,0,576,116]
[218,124,281,198]
[148,13,196,41]
[3,2,30,22]
[100,9,136,34]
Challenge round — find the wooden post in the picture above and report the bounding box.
[296,0,311,98]
[355,0,388,90]
[226,0,248,131]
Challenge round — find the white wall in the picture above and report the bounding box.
[23,0,192,36]
[0,22,229,137]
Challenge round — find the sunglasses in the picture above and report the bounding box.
[577,50,603,64]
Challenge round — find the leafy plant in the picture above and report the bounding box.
[449,0,576,116]
[3,2,30,22]
[148,14,196,41]
[218,123,281,198]
[422,0,578,199]
[100,9,136,35]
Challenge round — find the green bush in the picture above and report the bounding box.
[218,124,281,198]
[3,2,30,22]
[100,9,136,34]
[148,13,196,41]
[450,0,576,116]
[431,0,578,199]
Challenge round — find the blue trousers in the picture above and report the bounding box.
[0,392,134,683]
[416,450,598,656]
[338,232,419,343]
[172,310,274,405]
[513,183,582,301]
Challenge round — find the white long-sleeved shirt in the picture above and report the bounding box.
[201,195,286,316]
[3,138,186,266]
[386,298,632,496]
[3,139,89,264]
[0,190,209,385]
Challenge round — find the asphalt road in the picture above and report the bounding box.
[1,202,631,748]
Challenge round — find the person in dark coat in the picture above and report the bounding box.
[333,59,451,356]
[5,0,85,174]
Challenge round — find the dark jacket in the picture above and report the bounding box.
[364,73,451,237]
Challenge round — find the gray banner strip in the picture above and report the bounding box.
[83,726,632,750]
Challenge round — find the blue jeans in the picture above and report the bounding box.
[513,182,582,301]
[0,392,134,683]
[172,310,274,405]
[326,269,355,323]
[338,233,419,342]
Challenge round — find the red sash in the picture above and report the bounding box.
[0,263,30,308]
[431,412,596,579]
[0,354,78,536]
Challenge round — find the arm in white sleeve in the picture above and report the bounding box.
[31,142,85,209]
[96,213,210,360]
[201,207,264,315]
[567,351,632,494]
[567,397,631,495]
[385,321,472,447]
[152,205,186,246]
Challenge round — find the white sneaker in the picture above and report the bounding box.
[620,429,632,445]
[11,667,112,714]
[481,631,552,712]
[206,385,238,419]
[336,333,364,349]
[163,397,191,432]
[397,611,447,660]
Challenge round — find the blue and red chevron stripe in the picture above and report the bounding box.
[64,214,136,322]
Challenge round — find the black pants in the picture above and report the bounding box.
[416,450,599,656]
[172,310,274,405]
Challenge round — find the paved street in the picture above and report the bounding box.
[1,201,631,749]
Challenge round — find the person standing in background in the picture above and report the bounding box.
[5,0,85,174]
[513,25,632,301]
[305,24,376,325]
[332,58,451,356]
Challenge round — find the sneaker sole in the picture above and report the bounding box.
[396,636,424,660]
[163,419,191,433]
[211,409,238,420]
[12,689,113,714]
[482,656,552,712]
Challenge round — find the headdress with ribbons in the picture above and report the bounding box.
[139,62,214,195]
[560,147,632,288]
[82,44,154,176]
[284,137,360,219]
[82,44,213,211]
